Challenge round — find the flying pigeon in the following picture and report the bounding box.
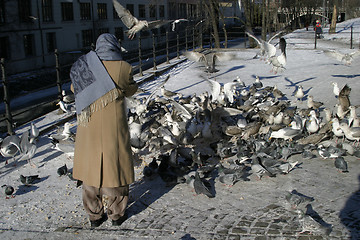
[113,0,171,39]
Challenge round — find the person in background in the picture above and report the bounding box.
[315,20,323,39]
[70,33,138,228]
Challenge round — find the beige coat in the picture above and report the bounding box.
[73,60,138,188]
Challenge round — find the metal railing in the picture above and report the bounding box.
[1,24,359,135]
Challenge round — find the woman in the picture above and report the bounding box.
[70,33,138,227]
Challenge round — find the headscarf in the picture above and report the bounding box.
[70,33,123,125]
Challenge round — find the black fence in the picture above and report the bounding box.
[0,24,359,136]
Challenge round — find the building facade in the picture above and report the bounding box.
[0,0,201,74]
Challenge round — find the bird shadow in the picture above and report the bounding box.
[213,65,245,78]
[305,204,332,232]
[126,175,175,218]
[284,77,316,88]
[332,74,360,79]
[15,184,39,196]
[339,175,360,239]
[14,175,49,196]
[180,233,197,240]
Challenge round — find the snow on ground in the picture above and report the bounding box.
[0,17,360,238]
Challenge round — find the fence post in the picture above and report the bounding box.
[192,26,195,50]
[138,35,143,76]
[244,31,246,48]
[185,27,188,51]
[1,58,14,135]
[314,31,317,49]
[152,33,157,70]
[200,23,203,49]
[166,31,170,64]
[55,49,62,101]
[177,34,180,59]
[350,26,353,49]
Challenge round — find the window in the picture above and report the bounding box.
[23,34,35,56]
[98,28,109,37]
[159,5,165,18]
[0,37,9,59]
[97,3,107,20]
[18,0,32,22]
[46,32,56,53]
[80,3,91,20]
[0,0,5,23]
[150,5,156,18]
[126,4,134,16]
[115,27,123,40]
[138,4,145,19]
[61,2,73,21]
[42,0,53,22]
[188,4,196,18]
[82,29,93,47]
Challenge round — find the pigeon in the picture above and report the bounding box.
[29,122,39,144]
[57,164,68,176]
[307,96,323,110]
[285,190,314,209]
[294,85,304,101]
[194,171,214,198]
[253,76,263,89]
[331,82,340,98]
[49,122,75,141]
[338,122,360,144]
[18,131,37,167]
[2,184,15,199]
[171,18,189,31]
[296,209,330,235]
[324,49,360,65]
[250,156,274,180]
[61,89,75,103]
[245,30,283,60]
[51,139,75,159]
[20,174,40,185]
[113,0,171,39]
[0,135,21,164]
[334,156,348,172]
[183,51,235,73]
[57,100,76,114]
[338,84,351,112]
[268,37,286,74]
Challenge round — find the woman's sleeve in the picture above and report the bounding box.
[123,66,138,97]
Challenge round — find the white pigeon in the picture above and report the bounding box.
[324,49,360,65]
[268,38,286,74]
[171,19,189,31]
[57,100,76,114]
[29,122,39,144]
[294,85,304,101]
[183,51,236,73]
[112,0,171,39]
[331,82,340,97]
[338,122,360,144]
[205,78,241,104]
[245,30,283,60]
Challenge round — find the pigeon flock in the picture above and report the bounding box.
[1,18,360,236]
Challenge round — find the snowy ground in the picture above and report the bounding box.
[1,18,360,239]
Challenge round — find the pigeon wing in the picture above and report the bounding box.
[223,82,239,103]
[145,20,172,30]
[263,41,276,58]
[267,30,284,43]
[183,51,206,63]
[144,75,170,106]
[206,79,221,102]
[324,50,344,62]
[112,0,138,29]
[245,31,262,46]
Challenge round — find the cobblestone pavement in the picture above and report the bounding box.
[1,150,359,239]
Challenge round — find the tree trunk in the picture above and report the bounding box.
[261,0,267,41]
[206,0,220,48]
[329,4,337,34]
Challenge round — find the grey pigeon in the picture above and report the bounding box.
[20,174,40,185]
[285,190,314,209]
[194,171,214,198]
[296,209,330,235]
[2,184,15,198]
[334,157,348,173]
[57,164,68,176]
